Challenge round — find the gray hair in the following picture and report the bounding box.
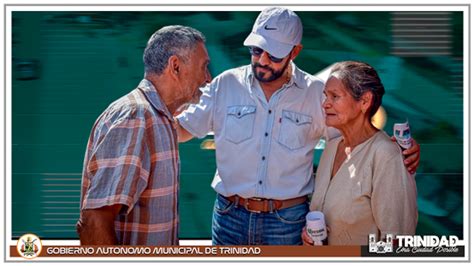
[143,25,206,75]
[329,61,385,118]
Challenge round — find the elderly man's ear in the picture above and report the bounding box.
[168,55,181,77]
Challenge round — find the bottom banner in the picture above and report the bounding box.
[10,245,466,259]
[11,245,360,258]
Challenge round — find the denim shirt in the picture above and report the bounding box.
[177,63,338,200]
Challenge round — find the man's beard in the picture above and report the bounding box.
[252,58,291,83]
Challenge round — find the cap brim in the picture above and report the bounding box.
[243,32,294,59]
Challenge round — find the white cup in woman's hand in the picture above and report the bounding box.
[305,211,327,245]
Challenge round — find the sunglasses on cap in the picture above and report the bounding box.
[248,46,285,63]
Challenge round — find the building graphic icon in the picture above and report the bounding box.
[369,234,393,253]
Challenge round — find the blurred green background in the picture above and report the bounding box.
[11,11,463,240]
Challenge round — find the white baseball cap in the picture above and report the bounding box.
[243,7,303,59]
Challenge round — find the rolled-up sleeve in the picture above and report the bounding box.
[82,113,150,215]
[177,82,215,138]
[372,153,418,237]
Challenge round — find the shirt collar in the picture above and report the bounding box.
[137,79,174,121]
[245,62,305,90]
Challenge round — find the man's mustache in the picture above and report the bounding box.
[253,63,273,72]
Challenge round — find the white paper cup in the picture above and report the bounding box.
[306,211,327,245]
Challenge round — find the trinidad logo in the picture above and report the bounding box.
[369,233,393,253]
[16,233,42,259]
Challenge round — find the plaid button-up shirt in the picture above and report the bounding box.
[80,79,180,245]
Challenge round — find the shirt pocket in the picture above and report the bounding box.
[224,105,257,144]
[278,110,313,150]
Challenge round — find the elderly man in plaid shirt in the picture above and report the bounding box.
[76,25,211,245]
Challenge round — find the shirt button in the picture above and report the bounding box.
[268,110,272,114]
[259,181,263,185]
[264,132,268,137]
[262,156,266,161]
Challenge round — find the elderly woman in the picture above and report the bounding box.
[302,61,418,245]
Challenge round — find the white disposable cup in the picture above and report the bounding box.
[306,211,327,245]
[393,121,412,150]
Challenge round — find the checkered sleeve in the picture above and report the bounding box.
[82,110,151,215]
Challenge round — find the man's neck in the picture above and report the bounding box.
[145,74,183,115]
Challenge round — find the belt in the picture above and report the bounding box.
[224,195,308,213]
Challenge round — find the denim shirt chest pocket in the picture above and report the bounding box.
[224,105,257,144]
[278,110,313,150]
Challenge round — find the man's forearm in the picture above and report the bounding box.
[175,120,195,143]
[77,205,121,245]
[77,220,117,245]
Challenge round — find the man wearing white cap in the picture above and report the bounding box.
[176,7,420,245]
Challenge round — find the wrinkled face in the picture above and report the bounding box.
[322,76,363,129]
[180,42,211,103]
[250,47,291,83]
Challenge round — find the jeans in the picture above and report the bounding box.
[211,194,309,245]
